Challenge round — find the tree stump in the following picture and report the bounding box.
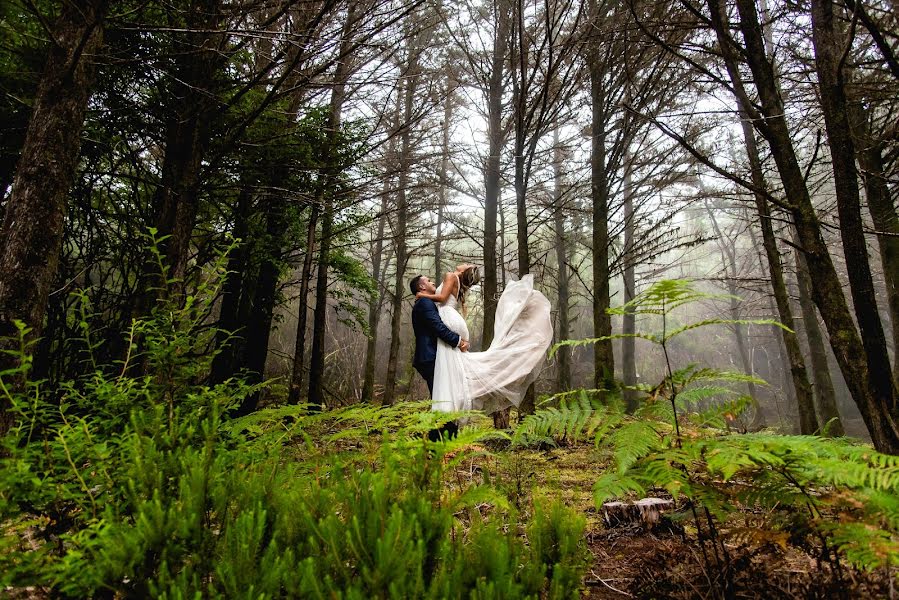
[602,498,673,529]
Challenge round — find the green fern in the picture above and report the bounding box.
[532,279,899,578]
[514,392,625,446]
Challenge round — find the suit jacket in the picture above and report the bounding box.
[411,298,461,367]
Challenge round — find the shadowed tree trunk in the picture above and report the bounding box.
[0,0,108,432]
[848,103,899,387]
[483,0,512,354]
[707,0,815,433]
[289,204,320,401]
[234,185,289,416]
[794,244,844,435]
[147,0,224,297]
[586,0,614,396]
[308,5,359,409]
[739,132,815,433]
[810,0,897,436]
[210,186,251,385]
[587,65,614,395]
[729,0,898,451]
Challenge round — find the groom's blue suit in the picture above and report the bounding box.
[411,298,461,395]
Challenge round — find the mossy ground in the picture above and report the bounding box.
[441,433,893,599]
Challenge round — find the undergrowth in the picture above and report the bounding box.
[515,280,898,594]
[0,243,588,598]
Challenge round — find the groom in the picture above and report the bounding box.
[409,274,469,440]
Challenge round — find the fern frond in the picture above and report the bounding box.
[824,522,899,571]
[607,279,737,316]
[664,318,790,342]
[674,367,768,388]
[688,396,752,428]
[592,473,646,504]
[608,421,662,473]
[550,333,659,358]
[514,393,623,446]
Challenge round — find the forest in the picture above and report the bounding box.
[0,0,897,596]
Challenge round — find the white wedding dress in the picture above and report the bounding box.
[431,274,553,415]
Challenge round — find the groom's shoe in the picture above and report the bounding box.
[427,422,458,442]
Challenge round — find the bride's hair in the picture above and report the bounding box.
[457,265,480,308]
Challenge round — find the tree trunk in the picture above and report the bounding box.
[361,190,390,403]
[308,199,333,408]
[810,0,897,435]
[587,48,614,395]
[707,0,816,433]
[732,0,899,451]
[148,0,223,295]
[233,186,289,416]
[308,6,357,409]
[552,129,571,392]
[210,186,251,384]
[848,103,899,386]
[706,205,764,426]
[794,244,844,435]
[739,120,816,433]
[482,0,511,351]
[384,55,421,404]
[747,207,816,433]
[621,145,638,412]
[435,66,454,281]
[288,204,319,402]
[0,0,108,430]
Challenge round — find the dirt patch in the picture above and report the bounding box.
[582,523,893,599]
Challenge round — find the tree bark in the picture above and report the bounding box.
[848,103,899,387]
[587,43,614,395]
[0,0,108,430]
[482,0,511,351]
[732,0,898,451]
[552,129,571,392]
[621,145,638,412]
[308,6,357,409]
[810,0,897,433]
[794,244,844,435]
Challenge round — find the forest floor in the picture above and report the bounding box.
[449,439,895,599]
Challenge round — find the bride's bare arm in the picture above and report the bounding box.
[416,272,457,302]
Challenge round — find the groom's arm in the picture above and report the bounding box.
[416,299,461,348]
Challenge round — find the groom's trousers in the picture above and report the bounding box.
[415,361,436,396]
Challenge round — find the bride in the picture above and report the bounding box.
[415,263,553,416]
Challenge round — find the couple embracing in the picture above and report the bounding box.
[410,263,553,438]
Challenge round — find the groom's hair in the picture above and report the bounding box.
[409,275,424,296]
